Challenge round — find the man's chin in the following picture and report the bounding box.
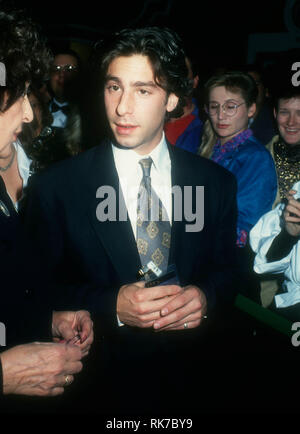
[112,137,140,150]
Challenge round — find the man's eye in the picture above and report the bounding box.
[107,84,120,92]
[139,89,149,95]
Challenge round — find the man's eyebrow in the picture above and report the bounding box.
[105,75,121,83]
[133,81,157,88]
[105,76,157,88]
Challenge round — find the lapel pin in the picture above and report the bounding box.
[0,200,10,217]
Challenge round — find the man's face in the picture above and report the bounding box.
[0,91,33,155]
[50,54,78,100]
[275,97,300,147]
[104,54,178,155]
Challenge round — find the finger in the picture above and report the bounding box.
[58,321,77,341]
[135,310,162,325]
[160,287,203,317]
[159,310,204,331]
[49,386,65,396]
[157,317,201,332]
[64,342,83,359]
[64,358,83,376]
[79,331,94,347]
[285,204,300,219]
[76,336,93,353]
[137,293,181,317]
[78,321,93,343]
[60,374,75,387]
[72,311,93,342]
[286,201,300,212]
[285,190,297,200]
[160,291,189,316]
[153,298,201,330]
[71,360,83,374]
[81,346,91,358]
[143,284,183,301]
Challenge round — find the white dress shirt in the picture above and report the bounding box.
[9,139,32,211]
[112,133,172,326]
[49,98,68,128]
[250,181,300,308]
[112,132,172,239]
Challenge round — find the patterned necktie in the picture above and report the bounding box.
[136,157,171,274]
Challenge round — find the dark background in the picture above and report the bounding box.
[1,0,290,73]
[2,0,300,94]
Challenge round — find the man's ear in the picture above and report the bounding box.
[166,93,179,113]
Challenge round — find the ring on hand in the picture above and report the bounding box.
[64,375,72,386]
[184,322,188,329]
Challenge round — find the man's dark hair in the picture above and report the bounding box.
[99,27,192,119]
[0,10,52,112]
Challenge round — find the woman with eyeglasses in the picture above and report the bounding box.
[199,71,277,248]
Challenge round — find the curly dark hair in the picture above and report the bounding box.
[99,27,193,120]
[0,10,52,112]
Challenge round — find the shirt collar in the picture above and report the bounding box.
[112,132,170,176]
[13,139,32,187]
[52,98,69,108]
[211,128,253,163]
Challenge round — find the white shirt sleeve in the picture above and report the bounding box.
[250,181,300,277]
[249,203,291,275]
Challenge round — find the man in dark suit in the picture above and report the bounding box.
[24,27,238,414]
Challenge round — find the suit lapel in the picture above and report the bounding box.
[88,142,141,282]
[168,144,184,267]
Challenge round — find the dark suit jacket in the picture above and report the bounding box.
[0,176,52,348]
[23,140,238,359]
[0,176,53,396]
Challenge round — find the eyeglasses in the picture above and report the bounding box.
[206,101,246,117]
[51,65,78,74]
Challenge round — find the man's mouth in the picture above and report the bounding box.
[115,123,138,134]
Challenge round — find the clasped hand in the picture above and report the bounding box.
[52,310,94,357]
[284,189,300,237]
[117,282,207,331]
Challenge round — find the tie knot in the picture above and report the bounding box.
[139,157,152,178]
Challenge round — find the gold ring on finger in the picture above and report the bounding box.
[64,375,72,386]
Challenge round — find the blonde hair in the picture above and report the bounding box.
[198,119,217,159]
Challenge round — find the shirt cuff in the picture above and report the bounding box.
[116,314,124,327]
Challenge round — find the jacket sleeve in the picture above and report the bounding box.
[234,145,277,245]
[195,168,239,316]
[22,175,121,335]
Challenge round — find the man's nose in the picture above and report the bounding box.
[116,91,133,116]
